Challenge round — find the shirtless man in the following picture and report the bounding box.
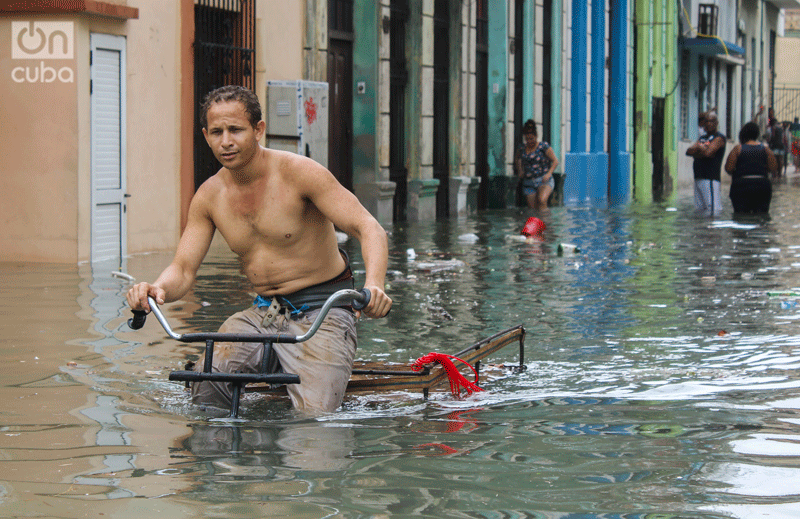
[126,86,392,413]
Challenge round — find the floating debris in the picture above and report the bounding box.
[557,243,580,255]
[111,271,135,282]
[415,259,465,273]
[457,233,479,243]
[427,305,454,321]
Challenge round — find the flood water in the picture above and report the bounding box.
[5,178,800,518]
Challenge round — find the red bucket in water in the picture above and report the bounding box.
[521,217,546,237]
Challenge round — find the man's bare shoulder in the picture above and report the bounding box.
[263,148,333,188]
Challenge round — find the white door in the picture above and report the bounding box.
[90,33,127,263]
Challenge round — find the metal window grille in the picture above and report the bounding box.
[329,0,354,34]
[389,0,409,222]
[193,0,256,189]
[698,4,718,37]
[477,0,488,48]
[774,86,800,122]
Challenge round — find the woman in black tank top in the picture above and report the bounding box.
[725,122,778,214]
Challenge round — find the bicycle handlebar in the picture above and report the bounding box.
[127,288,371,343]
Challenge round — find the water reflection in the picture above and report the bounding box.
[4,182,800,516]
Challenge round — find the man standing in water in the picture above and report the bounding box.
[686,112,726,216]
[126,86,392,413]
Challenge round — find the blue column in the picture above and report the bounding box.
[589,0,609,202]
[563,0,589,203]
[608,0,630,205]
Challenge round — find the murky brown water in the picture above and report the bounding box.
[5,177,800,518]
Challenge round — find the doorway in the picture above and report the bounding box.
[433,0,450,217]
[193,0,256,190]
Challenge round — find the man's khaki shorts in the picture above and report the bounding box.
[190,304,357,413]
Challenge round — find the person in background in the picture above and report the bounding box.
[698,107,716,137]
[686,112,726,216]
[752,105,769,142]
[790,117,800,169]
[724,121,777,214]
[766,118,787,178]
[514,119,559,211]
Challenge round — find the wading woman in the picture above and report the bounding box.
[725,121,778,214]
[515,119,559,211]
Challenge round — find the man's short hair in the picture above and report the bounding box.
[200,85,262,129]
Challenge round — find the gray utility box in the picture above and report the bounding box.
[265,80,329,168]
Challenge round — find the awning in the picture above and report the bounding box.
[681,37,745,56]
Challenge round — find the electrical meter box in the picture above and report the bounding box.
[265,80,329,168]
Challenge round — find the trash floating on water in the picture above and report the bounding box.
[406,248,416,260]
[415,259,465,273]
[557,243,580,255]
[426,305,454,321]
[709,221,759,230]
[781,300,800,310]
[111,271,135,282]
[458,233,479,243]
[701,276,716,285]
[768,291,800,298]
[521,217,546,236]
[505,234,530,242]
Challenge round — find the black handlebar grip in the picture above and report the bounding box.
[352,288,371,311]
[128,310,147,330]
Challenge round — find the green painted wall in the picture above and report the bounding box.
[633,0,679,203]
[487,0,509,208]
[634,0,652,201]
[351,0,379,186]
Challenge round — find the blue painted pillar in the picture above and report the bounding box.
[563,0,589,203]
[589,0,609,201]
[609,0,631,205]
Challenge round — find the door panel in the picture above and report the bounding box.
[91,33,126,263]
[328,38,353,192]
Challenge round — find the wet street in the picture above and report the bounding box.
[4,174,800,518]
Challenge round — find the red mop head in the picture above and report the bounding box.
[411,352,484,397]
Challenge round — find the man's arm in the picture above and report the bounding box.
[295,158,392,319]
[686,140,704,157]
[126,192,216,313]
[691,135,725,158]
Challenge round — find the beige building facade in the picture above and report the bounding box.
[0,0,523,264]
[0,1,325,264]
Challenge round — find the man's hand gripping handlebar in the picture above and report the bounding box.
[128,288,372,342]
